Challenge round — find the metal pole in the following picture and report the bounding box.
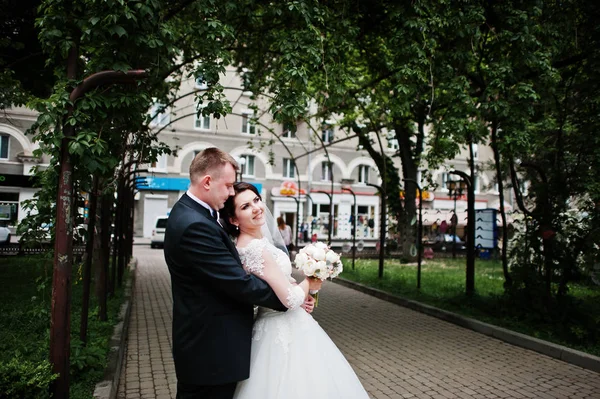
[452,191,457,259]
[342,187,357,270]
[404,179,422,289]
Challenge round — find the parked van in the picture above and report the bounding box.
[151,216,169,248]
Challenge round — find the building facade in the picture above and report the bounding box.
[135,67,512,248]
[1,68,511,247]
[0,107,48,238]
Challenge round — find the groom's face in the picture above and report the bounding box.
[209,163,236,210]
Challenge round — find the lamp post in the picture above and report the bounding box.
[449,170,474,295]
[447,179,466,259]
[342,186,357,270]
[366,183,386,279]
[403,179,422,289]
[315,190,333,245]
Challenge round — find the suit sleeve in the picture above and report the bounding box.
[179,220,287,311]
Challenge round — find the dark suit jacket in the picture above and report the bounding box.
[164,193,286,386]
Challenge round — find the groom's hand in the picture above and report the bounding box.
[307,277,322,291]
[301,295,315,313]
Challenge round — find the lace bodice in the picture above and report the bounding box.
[237,238,304,310]
[238,238,292,277]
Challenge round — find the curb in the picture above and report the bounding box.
[93,258,137,399]
[333,277,600,374]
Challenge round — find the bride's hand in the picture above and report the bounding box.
[301,295,315,314]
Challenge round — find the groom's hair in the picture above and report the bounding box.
[189,147,238,183]
[222,182,261,237]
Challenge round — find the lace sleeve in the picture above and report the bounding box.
[241,239,307,310]
[285,285,305,309]
[239,239,266,276]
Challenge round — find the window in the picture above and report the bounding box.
[195,74,208,90]
[417,169,425,187]
[194,108,210,130]
[241,69,253,94]
[387,131,399,150]
[151,154,167,171]
[471,143,479,160]
[241,155,255,177]
[473,175,480,193]
[283,158,295,178]
[321,125,334,143]
[520,180,529,196]
[0,134,8,160]
[311,203,339,237]
[441,172,449,190]
[149,102,170,127]
[356,205,376,239]
[242,113,256,134]
[282,122,296,138]
[358,165,370,184]
[321,162,332,181]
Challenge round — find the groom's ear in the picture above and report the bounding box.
[200,174,212,189]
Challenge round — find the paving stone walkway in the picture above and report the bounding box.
[117,246,600,399]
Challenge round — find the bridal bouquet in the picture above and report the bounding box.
[294,242,343,306]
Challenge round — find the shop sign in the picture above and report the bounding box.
[399,189,434,201]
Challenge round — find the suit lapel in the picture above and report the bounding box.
[178,193,241,263]
[179,194,220,228]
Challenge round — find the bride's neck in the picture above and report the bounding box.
[239,227,262,240]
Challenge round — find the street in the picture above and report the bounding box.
[117,246,600,399]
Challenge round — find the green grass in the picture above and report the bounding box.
[0,255,128,398]
[341,257,600,356]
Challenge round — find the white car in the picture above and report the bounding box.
[150,216,168,249]
[0,226,10,245]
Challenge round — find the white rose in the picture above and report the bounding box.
[325,250,340,264]
[303,260,318,276]
[303,245,316,257]
[314,261,329,279]
[294,252,309,268]
[331,262,343,278]
[315,242,328,250]
[312,248,326,262]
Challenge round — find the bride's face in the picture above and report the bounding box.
[231,189,266,231]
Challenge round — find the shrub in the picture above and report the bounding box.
[0,358,57,399]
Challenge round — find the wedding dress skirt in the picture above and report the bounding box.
[234,306,370,399]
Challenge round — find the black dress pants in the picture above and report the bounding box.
[176,381,237,399]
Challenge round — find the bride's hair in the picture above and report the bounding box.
[221,182,262,237]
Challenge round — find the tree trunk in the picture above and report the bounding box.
[490,123,512,288]
[50,43,78,399]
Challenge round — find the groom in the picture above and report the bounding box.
[164,147,312,399]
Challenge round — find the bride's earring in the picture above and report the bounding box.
[235,225,239,231]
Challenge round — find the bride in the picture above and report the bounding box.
[221,182,370,399]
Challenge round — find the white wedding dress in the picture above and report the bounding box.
[234,238,370,399]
